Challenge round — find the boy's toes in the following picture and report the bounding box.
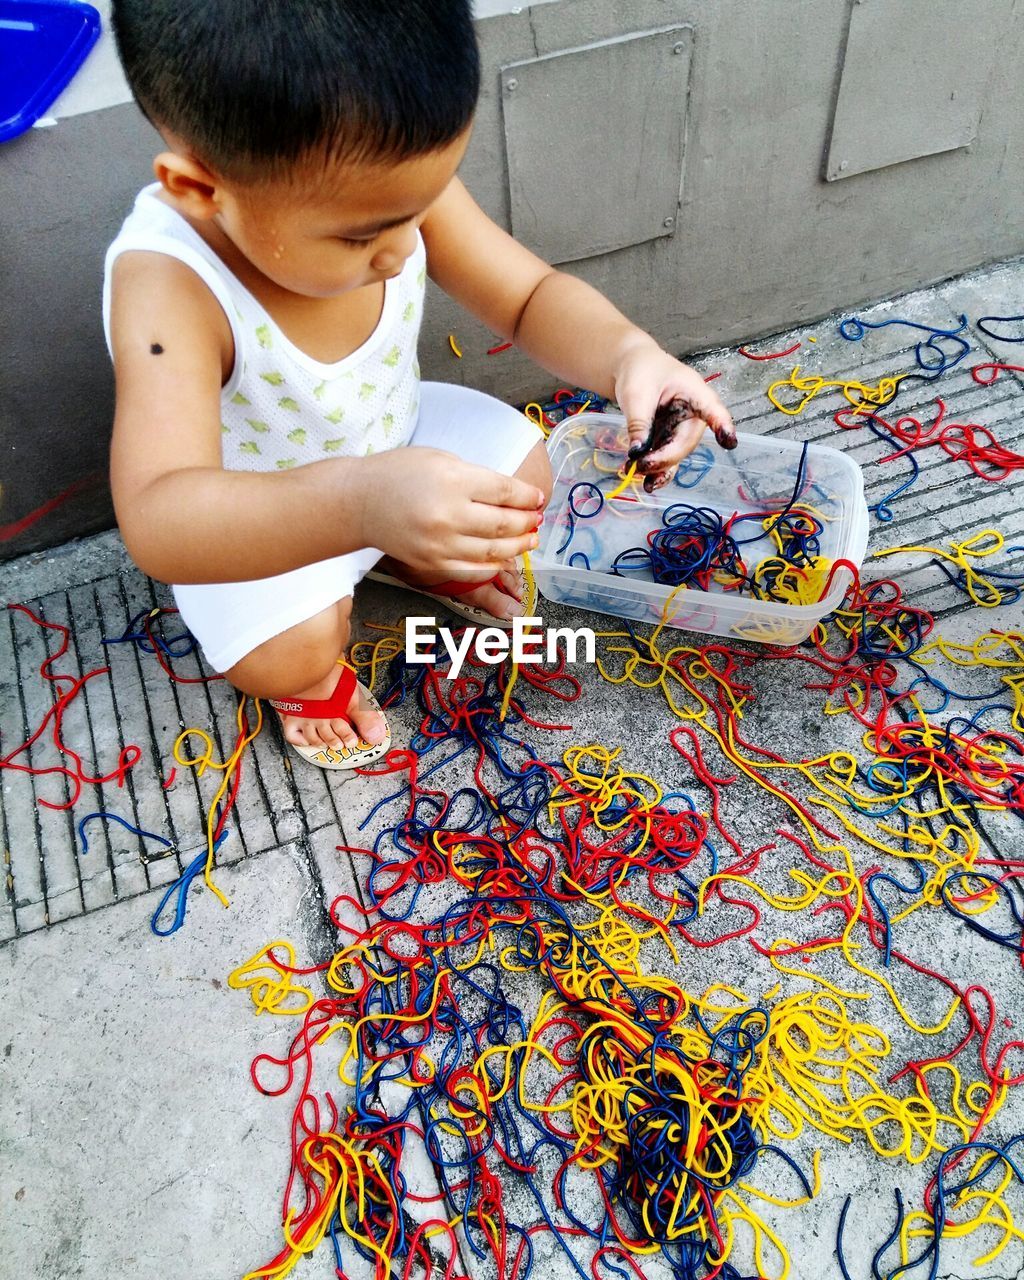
[348,690,387,745]
[452,559,525,619]
[282,717,332,749]
[281,717,315,749]
[273,660,388,759]
[495,561,523,603]
[328,717,360,749]
[462,581,524,620]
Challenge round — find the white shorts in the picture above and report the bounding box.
[173,382,543,673]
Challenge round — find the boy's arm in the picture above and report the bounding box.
[109,252,543,584]
[422,179,735,477]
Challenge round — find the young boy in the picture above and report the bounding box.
[105,0,735,771]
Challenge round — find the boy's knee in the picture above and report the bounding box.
[225,598,352,697]
[517,439,553,504]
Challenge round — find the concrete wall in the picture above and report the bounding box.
[2,0,1023,560]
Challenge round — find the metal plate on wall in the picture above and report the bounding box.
[825,0,1005,181]
[501,26,692,264]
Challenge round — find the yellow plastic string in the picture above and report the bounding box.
[498,549,537,720]
[874,529,1017,608]
[174,694,263,908]
[605,460,640,500]
[349,622,405,694]
[523,403,551,436]
[228,941,315,1015]
[767,364,906,416]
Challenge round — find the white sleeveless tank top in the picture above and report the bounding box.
[102,183,426,473]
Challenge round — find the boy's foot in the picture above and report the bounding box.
[368,556,532,626]
[270,659,388,759]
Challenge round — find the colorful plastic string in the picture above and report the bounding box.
[976,313,1024,344]
[583,442,830,606]
[228,566,1024,1280]
[874,531,1024,608]
[2,603,141,809]
[769,313,971,423]
[523,388,609,439]
[838,313,971,384]
[77,810,172,858]
[172,694,263,909]
[150,831,231,937]
[103,605,223,684]
[833,395,1024,482]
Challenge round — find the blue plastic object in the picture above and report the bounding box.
[0,0,101,143]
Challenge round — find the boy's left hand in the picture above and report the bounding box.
[614,345,736,491]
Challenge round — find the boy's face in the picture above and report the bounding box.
[204,129,471,298]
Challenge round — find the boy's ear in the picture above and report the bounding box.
[153,150,223,220]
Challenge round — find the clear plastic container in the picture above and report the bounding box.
[533,412,868,646]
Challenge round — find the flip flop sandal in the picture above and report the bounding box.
[268,660,391,771]
[364,561,537,630]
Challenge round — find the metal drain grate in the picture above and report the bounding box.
[0,567,351,942]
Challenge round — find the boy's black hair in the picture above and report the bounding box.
[111,1,480,179]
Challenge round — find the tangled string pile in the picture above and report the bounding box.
[229,572,1024,1279]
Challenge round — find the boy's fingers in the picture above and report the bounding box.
[467,466,545,510]
[451,531,539,567]
[643,465,679,493]
[625,391,737,457]
[633,419,708,468]
[616,378,661,447]
[460,503,543,540]
[626,420,655,452]
[688,390,737,445]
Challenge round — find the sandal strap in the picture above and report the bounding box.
[269,660,358,720]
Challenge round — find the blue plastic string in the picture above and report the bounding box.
[976,313,1024,343]
[838,313,971,382]
[77,810,173,857]
[150,831,229,937]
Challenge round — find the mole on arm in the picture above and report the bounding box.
[150,343,164,355]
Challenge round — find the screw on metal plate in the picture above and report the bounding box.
[672,41,686,54]
[839,160,850,172]
[663,216,675,228]
[506,78,518,92]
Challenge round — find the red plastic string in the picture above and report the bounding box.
[971,362,1024,385]
[834,397,1024,480]
[737,340,801,361]
[2,603,141,809]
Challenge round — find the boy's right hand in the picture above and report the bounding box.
[360,447,545,576]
